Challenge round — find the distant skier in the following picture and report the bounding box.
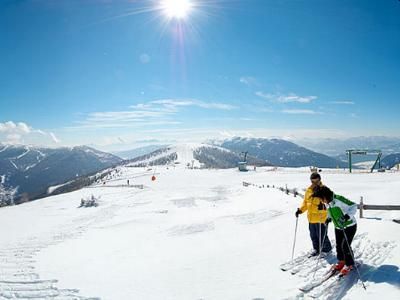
[127,179,130,186]
[313,185,358,276]
[295,173,332,256]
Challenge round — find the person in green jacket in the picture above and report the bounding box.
[313,185,358,277]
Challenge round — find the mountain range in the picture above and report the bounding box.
[296,136,400,157]
[214,137,347,168]
[3,136,400,204]
[0,144,122,202]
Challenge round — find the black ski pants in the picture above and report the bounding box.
[335,224,357,266]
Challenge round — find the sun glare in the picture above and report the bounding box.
[161,0,193,19]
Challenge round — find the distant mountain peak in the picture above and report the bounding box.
[218,137,346,168]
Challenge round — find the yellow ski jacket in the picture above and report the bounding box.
[299,184,328,224]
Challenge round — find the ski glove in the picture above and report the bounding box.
[325,218,332,225]
[317,202,326,210]
[339,214,350,222]
[295,208,302,218]
[338,214,350,227]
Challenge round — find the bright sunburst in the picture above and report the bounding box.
[160,0,193,19]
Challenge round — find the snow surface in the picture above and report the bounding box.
[353,161,376,169]
[0,167,399,300]
[47,181,74,195]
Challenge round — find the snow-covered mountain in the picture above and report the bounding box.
[42,140,349,199]
[126,143,270,169]
[214,137,347,168]
[46,143,270,197]
[0,144,122,202]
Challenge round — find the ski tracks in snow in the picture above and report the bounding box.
[287,232,396,300]
[0,240,99,300]
[0,202,123,299]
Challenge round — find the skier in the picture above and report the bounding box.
[313,185,358,277]
[295,173,332,257]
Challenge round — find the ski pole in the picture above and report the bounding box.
[319,222,322,253]
[291,216,299,261]
[341,226,367,290]
[312,222,329,279]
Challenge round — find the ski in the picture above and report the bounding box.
[290,252,333,275]
[299,262,362,295]
[298,269,338,292]
[306,268,360,298]
[280,252,313,271]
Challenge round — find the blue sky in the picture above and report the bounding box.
[1,0,399,150]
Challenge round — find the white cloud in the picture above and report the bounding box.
[330,100,355,105]
[6,133,22,144]
[239,76,258,86]
[151,99,238,110]
[256,91,317,103]
[281,109,321,115]
[255,91,272,99]
[49,132,60,143]
[0,121,60,145]
[95,136,127,147]
[0,121,31,134]
[36,129,46,135]
[69,98,238,130]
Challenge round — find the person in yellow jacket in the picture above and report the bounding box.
[295,172,332,256]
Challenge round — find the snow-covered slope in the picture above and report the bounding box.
[0,167,399,299]
[126,143,269,169]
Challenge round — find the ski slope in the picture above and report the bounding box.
[0,167,399,299]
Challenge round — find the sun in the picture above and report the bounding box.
[160,0,193,19]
